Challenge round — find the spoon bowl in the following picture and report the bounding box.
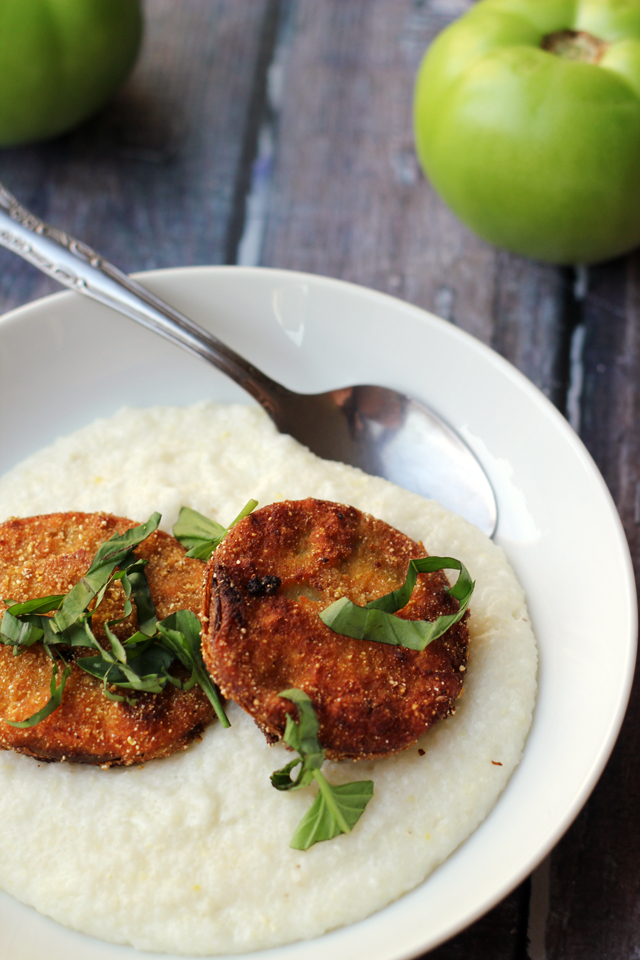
[0,183,497,535]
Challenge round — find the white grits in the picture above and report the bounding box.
[0,403,537,955]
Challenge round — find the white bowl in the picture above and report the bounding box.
[0,266,636,960]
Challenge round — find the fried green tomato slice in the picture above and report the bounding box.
[202,498,469,760]
[0,512,213,766]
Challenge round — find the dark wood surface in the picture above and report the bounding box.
[0,2,637,958]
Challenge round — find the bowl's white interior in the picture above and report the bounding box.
[0,266,635,960]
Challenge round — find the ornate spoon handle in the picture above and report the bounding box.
[0,182,284,412]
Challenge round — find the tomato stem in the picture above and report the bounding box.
[541,30,609,64]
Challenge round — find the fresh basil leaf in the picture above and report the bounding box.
[115,558,157,636]
[172,507,226,550]
[106,670,167,695]
[0,596,67,652]
[0,610,45,648]
[183,539,219,561]
[75,656,121,681]
[226,498,259,529]
[103,622,128,664]
[271,689,374,848]
[280,687,325,770]
[77,645,174,685]
[86,513,161,574]
[53,514,161,632]
[270,757,307,791]
[101,682,136,706]
[366,555,474,613]
[4,658,72,728]
[126,644,176,676]
[290,776,374,851]
[77,660,166,695]
[4,595,65,616]
[59,619,98,648]
[173,500,258,561]
[320,556,474,652]
[121,631,157,657]
[271,690,325,791]
[157,610,230,728]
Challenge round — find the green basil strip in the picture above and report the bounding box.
[77,644,174,690]
[156,610,230,728]
[271,689,373,849]
[124,560,157,636]
[319,556,474,652]
[53,513,161,632]
[173,500,258,561]
[271,689,325,791]
[5,658,72,728]
[79,618,114,660]
[86,514,161,573]
[101,680,136,706]
[103,622,128,665]
[172,507,227,551]
[120,631,158,658]
[0,610,45,648]
[270,756,307,792]
[226,498,259,529]
[1,597,65,650]
[4,595,65,616]
[290,778,375,851]
[76,657,120,681]
[280,687,325,771]
[111,556,157,637]
[61,619,99,647]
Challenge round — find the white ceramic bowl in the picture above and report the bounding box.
[0,267,636,960]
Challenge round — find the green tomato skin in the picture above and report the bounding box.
[414,0,640,264]
[0,0,142,147]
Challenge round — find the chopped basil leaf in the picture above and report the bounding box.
[271,688,373,850]
[271,689,324,790]
[111,557,158,637]
[76,644,175,688]
[104,621,128,664]
[172,507,226,551]
[5,657,72,729]
[0,610,45,649]
[319,556,474,651]
[53,513,161,633]
[3,595,65,616]
[156,610,230,727]
[173,500,258,561]
[290,779,375,851]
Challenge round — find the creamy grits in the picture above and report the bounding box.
[0,402,537,955]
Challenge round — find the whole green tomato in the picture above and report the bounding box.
[414,0,640,264]
[0,0,142,147]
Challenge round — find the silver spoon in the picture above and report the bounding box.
[0,183,497,536]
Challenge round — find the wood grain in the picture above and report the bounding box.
[0,0,278,313]
[545,253,640,959]
[258,0,568,403]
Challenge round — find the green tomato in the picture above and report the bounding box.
[0,0,142,147]
[414,0,640,264]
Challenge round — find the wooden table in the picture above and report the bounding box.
[0,3,637,957]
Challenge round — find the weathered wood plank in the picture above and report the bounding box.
[428,881,531,960]
[0,0,277,314]
[545,252,640,959]
[258,0,567,402]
